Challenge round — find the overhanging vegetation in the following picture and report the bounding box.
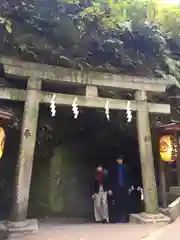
[0,0,180,84]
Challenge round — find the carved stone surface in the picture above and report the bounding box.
[7,219,38,233]
[1,57,174,92]
[0,222,8,239]
[135,91,158,214]
[10,78,41,222]
[129,212,170,224]
[0,87,171,114]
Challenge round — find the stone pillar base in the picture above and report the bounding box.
[129,212,170,224]
[7,219,38,233]
[0,222,8,239]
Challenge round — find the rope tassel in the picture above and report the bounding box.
[50,94,56,117]
[105,100,110,121]
[126,100,132,122]
[72,97,79,119]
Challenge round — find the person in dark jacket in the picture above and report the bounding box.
[110,156,129,223]
[92,165,112,223]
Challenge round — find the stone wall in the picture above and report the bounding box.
[29,142,94,219]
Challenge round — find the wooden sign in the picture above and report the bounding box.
[159,135,177,162]
[0,127,5,159]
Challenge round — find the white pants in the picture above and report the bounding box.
[94,190,109,222]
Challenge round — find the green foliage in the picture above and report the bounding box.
[60,0,180,36]
[59,0,180,81]
[155,4,180,37]
[3,0,180,40]
[0,16,12,34]
[2,0,180,83]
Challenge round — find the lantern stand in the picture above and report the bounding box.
[155,123,180,208]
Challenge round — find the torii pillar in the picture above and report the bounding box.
[8,77,41,231]
[130,91,170,223]
[136,91,158,213]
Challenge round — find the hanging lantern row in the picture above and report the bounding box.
[50,95,132,122]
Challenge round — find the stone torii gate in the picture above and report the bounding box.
[0,56,173,229]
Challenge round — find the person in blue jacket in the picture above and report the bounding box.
[110,156,129,222]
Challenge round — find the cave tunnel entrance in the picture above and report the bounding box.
[28,104,143,221]
[0,101,23,221]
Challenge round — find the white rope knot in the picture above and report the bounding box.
[50,94,56,117]
[126,100,132,122]
[105,100,110,121]
[72,97,79,119]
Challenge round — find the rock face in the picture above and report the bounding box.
[29,142,94,219]
[48,144,93,218]
[0,0,179,79]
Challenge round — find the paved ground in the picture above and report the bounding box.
[8,218,180,240]
[144,218,180,240]
[9,222,167,240]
